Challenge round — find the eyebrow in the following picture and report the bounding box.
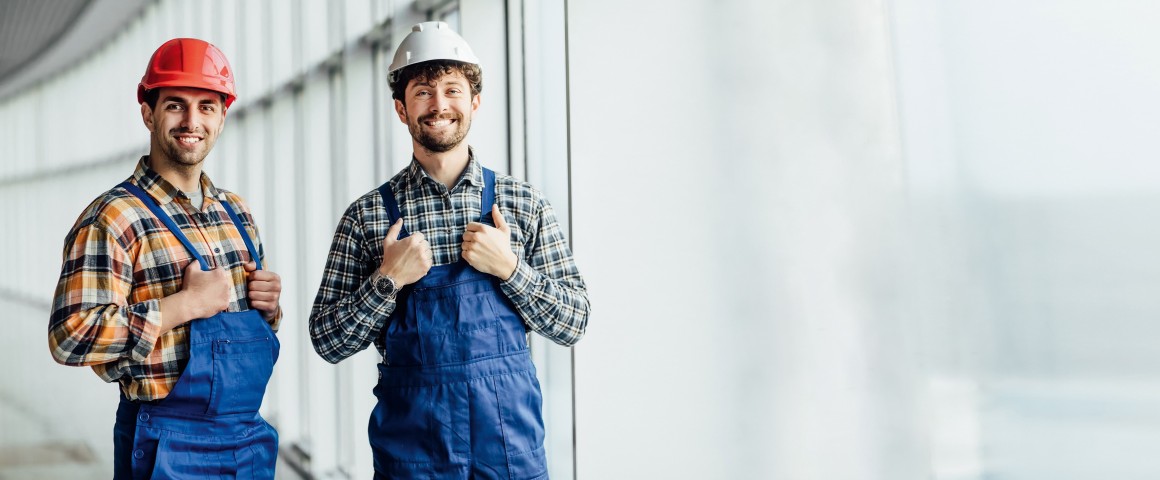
[411,80,468,90]
[161,96,221,106]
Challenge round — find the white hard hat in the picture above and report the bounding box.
[388,21,480,80]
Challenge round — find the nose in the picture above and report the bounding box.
[429,92,449,113]
[178,108,196,130]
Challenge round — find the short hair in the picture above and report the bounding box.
[389,60,482,102]
[142,89,227,109]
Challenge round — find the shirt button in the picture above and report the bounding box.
[138,412,150,422]
[214,247,221,253]
[133,449,145,459]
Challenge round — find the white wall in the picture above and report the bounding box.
[569,0,1160,479]
[891,1,1160,478]
[568,0,922,478]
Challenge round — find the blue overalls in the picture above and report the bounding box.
[371,168,548,479]
[112,182,279,479]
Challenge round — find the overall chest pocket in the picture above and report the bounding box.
[208,336,276,415]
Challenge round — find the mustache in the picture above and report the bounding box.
[167,127,205,135]
[417,113,460,123]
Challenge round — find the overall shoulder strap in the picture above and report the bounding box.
[480,167,496,224]
[218,199,263,271]
[377,181,411,238]
[118,181,211,271]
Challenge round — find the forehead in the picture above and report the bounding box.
[155,86,224,104]
[406,70,468,89]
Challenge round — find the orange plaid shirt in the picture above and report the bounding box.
[49,157,280,401]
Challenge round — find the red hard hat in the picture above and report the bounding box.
[137,38,237,108]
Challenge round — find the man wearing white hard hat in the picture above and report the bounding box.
[309,21,590,479]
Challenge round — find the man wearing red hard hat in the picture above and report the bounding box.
[49,38,283,479]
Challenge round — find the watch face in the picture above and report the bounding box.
[375,275,394,295]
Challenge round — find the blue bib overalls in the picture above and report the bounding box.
[112,182,279,479]
[371,168,549,479]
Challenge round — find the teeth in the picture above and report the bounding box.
[427,119,451,127]
[179,137,199,144]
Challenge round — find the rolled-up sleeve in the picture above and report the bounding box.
[49,222,164,368]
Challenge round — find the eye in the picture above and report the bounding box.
[200,105,217,113]
[166,103,184,111]
[416,90,431,98]
[448,88,462,95]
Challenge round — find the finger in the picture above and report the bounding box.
[250,301,276,313]
[252,292,279,303]
[249,271,281,286]
[185,260,203,275]
[410,231,425,243]
[246,269,271,281]
[248,279,277,292]
[492,205,509,233]
[249,291,278,302]
[243,261,257,272]
[465,222,483,233]
[385,218,403,244]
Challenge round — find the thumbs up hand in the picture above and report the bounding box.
[379,218,433,287]
[461,204,518,280]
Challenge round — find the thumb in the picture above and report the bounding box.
[385,218,403,245]
[244,261,257,272]
[187,258,210,273]
[492,205,509,234]
[185,259,202,275]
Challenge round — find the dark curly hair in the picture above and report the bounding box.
[389,60,482,102]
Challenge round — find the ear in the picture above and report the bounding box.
[471,93,481,113]
[394,99,408,124]
[141,102,154,132]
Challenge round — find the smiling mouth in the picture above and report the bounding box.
[421,116,456,128]
[175,135,203,146]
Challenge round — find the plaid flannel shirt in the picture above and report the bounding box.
[309,151,589,363]
[49,157,279,401]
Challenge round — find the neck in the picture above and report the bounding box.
[147,154,202,193]
[413,143,470,190]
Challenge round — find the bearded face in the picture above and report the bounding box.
[396,71,478,155]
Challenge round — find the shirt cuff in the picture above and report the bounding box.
[357,275,398,320]
[129,299,164,363]
[500,260,537,304]
[266,305,283,332]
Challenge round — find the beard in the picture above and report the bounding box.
[409,112,470,153]
[157,128,214,167]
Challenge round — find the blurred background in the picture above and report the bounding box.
[3,0,1160,478]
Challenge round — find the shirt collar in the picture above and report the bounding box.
[402,147,483,194]
[131,156,222,206]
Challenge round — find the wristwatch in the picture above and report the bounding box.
[371,271,398,298]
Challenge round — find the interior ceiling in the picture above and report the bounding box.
[0,0,91,83]
[0,0,150,101]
